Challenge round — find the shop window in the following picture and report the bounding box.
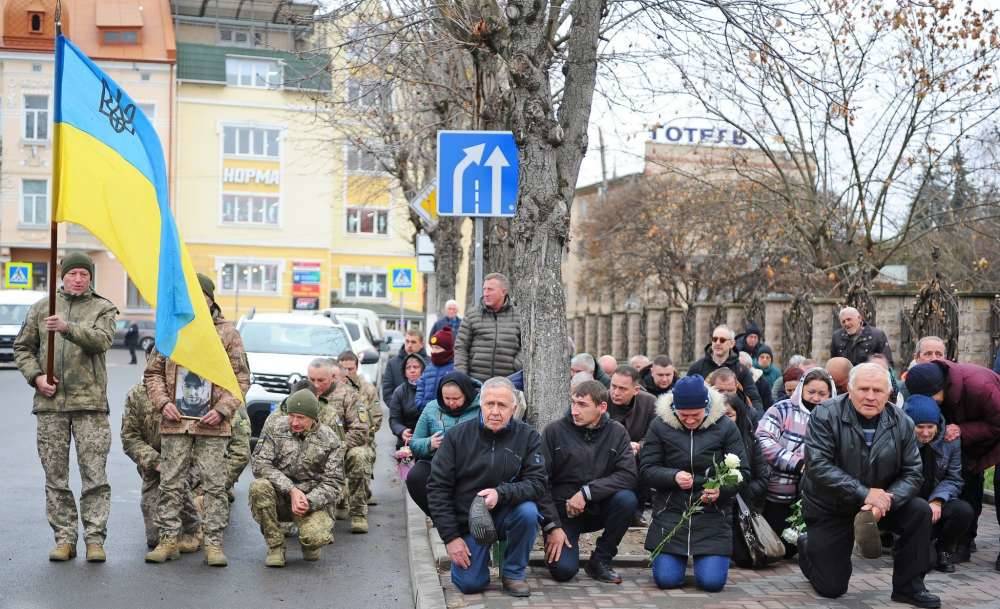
[344,271,387,300]
[220,262,280,294]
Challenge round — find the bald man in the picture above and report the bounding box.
[825,357,853,395]
[830,307,893,367]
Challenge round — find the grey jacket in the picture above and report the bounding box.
[454,296,522,381]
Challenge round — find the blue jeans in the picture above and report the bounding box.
[548,489,638,582]
[450,501,540,594]
[652,553,729,592]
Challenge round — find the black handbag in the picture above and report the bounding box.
[735,494,785,568]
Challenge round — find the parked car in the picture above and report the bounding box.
[320,307,385,346]
[339,316,383,387]
[113,319,156,351]
[0,290,46,365]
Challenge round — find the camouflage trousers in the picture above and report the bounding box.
[36,412,111,545]
[156,434,228,545]
[248,479,332,550]
[140,472,200,548]
[345,446,375,517]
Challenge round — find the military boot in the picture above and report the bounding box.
[335,506,349,521]
[49,543,76,562]
[265,546,286,568]
[145,537,180,563]
[204,544,228,567]
[85,544,106,563]
[301,545,322,561]
[177,532,202,554]
[351,515,368,534]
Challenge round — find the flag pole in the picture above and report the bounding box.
[45,0,63,384]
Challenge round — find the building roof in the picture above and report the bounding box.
[171,0,320,24]
[176,41,330,90]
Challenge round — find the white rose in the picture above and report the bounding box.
[781,528,800,545]
[724,453,741,469]
[732,470,744,484]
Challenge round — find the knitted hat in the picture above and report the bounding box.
[197,273,215,301]
[673,375,710,410]
[60,251,94,278]
[745,322,762,338]
[285,388,320,421]
[429,325,455,366]
[783,366,805,384]
[904,394,942,426]
[905,362,946,397]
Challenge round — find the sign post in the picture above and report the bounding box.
[389,266,416,328]
[436,131,518,302]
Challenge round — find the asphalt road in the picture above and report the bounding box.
[0,348,412,609]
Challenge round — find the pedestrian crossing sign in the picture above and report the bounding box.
[4,262,32,289]
[390,267,415,291]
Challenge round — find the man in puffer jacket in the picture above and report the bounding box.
[455,273,522,381]
[414,325,455,411]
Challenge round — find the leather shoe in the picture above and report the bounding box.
[891,587,941,609]
[584,558,622,584]
[953,543,971,563]
[501,577,530,597]
[934,550,954,573]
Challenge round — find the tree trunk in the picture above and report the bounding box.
[429,216,462,313]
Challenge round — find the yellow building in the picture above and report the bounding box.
[172,0,421,326]
[0,0,175,321]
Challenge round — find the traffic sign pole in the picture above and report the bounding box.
[474,218,484,304]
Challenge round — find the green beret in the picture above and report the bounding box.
[286,389,320,421]
[60,251,94,278]
[197,273,215,301]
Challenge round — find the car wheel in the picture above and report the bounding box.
[140,336,154,351]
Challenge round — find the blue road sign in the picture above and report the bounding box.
[437,131,518,217]
[390,267,414,290]
[4,262,32,289]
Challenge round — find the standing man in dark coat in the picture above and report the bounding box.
[830,307,893,367]
[454,273,522,382]
[125,321,140,365]
[799,363,937,608]
[687,326,762,411]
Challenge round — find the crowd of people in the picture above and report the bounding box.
[12,259,1000,608]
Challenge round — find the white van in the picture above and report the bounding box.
[0,290,46,365]
[320,307,384,345]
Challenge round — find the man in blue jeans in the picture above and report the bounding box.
[427,377,547,597]
[540,380,638,583]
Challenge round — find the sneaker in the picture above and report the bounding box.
[854,510,882,559]
[468,496,497,546]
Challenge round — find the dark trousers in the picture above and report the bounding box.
[933,498,975,552]
[547,490,638,582]
[800,498,931,598]
[763,500,797,558]
[406,460,432,516]
[959,469,1000,545]
[127,342,138,364]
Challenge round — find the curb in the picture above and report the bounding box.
[404,490,448,609]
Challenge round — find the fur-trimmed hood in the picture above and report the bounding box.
[654,386,728,430]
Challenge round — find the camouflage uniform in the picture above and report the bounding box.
[344,374,379,513]
[14,287,117,547]
[144,306,250,547]
[191,406,251,500]
[120,383,200,547]
[249,417,344,550]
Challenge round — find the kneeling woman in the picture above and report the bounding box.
[640,375,749,592]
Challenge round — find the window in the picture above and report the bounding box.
[220,262,280,294]
[344,271,387,299]
[222,194,279,225]
[103,30,139,44]
[346,208,388,235]
[225,57,281,88]
[220,27,263,47]
[21,179,47,226]
[346,79,386,111]
[223,126,280,158]
[32,262,48,291]
[126,277,151,310]
[345,24,388,60]
[345,142,383,172]
[138,103,155,121]
[29,13,43,33]
[24,95,48,141]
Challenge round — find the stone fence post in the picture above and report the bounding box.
[611,310,627,360]
[811,298,840,363]
[765,296,793,366]
[583,313,597,355]
[693,303,716,355]
[726,303,746,334]
[669,308,685,363]
[874,291,910,365]
[958,292,996,367]
[627,310,643,359]
[645,306,667,358]
[570,316,585,354]
[596,313,612,356]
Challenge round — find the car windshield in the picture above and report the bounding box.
[0,304,31,325]
[240,322,350,356]
[344,321,361,341]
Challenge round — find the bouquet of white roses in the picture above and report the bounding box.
[650,453,743,562]
[781,499,805,545]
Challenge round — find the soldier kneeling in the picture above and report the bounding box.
[250,389,344,567]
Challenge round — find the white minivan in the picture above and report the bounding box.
[0,290,46,366]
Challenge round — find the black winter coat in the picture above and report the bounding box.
[608,391,657,443]
[382,347,427,400]
[427,417,546,544]
[801,394,922,518]
[830,323,893,367]
[687,350,763,411]
[454,296,522,382]
[639,390,750,557]
[539,414,637,530]
[388,381,420,449]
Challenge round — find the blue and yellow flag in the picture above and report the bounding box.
[52,35,242,402]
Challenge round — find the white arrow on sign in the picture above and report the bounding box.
[483,147,510,215]
[452,144,485,213]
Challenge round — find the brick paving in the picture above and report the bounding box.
[436,506,1000,609]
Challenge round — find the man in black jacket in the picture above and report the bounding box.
[541,380,638,584]
[427,376,546,597]
[687,326,762,411]
[799,363,938,608]
[608,365,657,524]
[830,307,893,367]
[381,329,426,400]
[639,355,676,397]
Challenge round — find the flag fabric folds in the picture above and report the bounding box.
[52,34,243,403]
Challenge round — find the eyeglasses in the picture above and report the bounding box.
[711,336,730,343]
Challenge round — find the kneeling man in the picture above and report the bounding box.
[541,380,637,583]
[428,377,546,597]
[799,363,937,608]
[249,389,344,567]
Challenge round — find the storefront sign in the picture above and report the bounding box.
[292,296,319,311]
[649,124,748,146]
[292,261,321,299]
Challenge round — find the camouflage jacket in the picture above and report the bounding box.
[263,383,368,450]
[346,373,382,444]
[121,381,251,488]
[143,307,250,437]
[14,288,117,414]
[252,417,345,510]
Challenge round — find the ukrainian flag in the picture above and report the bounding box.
[52,35,243,402]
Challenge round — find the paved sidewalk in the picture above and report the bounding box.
[431,506,1000,609]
